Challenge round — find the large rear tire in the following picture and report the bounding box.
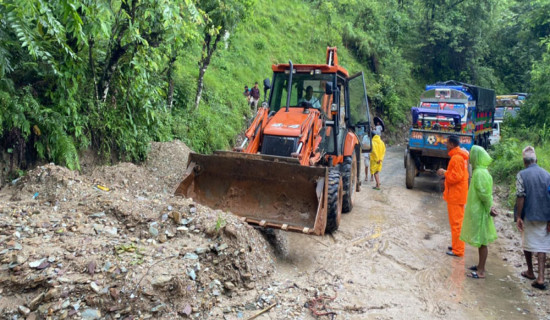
[405,152,415,189]
[342,151,357,213]
[325,169,343,234]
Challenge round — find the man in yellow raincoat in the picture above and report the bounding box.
[370,129,386,190]
[437,135,469,257]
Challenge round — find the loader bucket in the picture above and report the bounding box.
[175,151,329,235]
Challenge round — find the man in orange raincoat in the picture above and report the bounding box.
[437,135,469,257]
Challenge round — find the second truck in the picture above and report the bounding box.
[405,80,496,189]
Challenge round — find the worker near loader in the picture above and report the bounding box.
[437,135,469,257]
[459,145,498,279]
[250,82,261,112]
[370,129,385,190]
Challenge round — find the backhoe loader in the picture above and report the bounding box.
[176,47,373,235]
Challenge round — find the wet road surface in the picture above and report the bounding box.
[276,147,536,319]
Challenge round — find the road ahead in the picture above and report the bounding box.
[273,147,536,320]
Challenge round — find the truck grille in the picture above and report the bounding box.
[261,135,298,157]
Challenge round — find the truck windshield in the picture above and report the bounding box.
[269,72,335,112]
[420,102,467,118]
[495,106,520,119]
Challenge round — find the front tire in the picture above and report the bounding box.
[406,152,416,189]
[342,151,357,213]
[325,169,343,234]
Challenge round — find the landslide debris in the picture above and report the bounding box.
[0,140,274,319]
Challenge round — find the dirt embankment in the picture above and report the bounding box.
[0,140,275,319]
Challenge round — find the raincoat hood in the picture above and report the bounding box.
[469,145,492,169]
[448,146,469,162]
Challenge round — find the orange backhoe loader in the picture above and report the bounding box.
[176,47,373,235]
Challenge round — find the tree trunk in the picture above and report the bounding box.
[166,56,176,109]
[194,32,222,110]
[195,66,206,111]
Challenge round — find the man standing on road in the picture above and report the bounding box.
[370,129,385,190]
[437,135,469,257]
[249,82,261,113]
[515,146,550,290]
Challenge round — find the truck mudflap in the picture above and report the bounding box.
[175,152,329,235]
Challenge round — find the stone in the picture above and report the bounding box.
[187,269,196,281]
[29,258,46,268]
[26,312,38,320]
[181,304,192,317]
[18,305,31,316]
[151,304,165,312]
[89,212,106,218]
[90,282,101,294]
[28,293,45,310]
[216,243,228,253]
[152,275,172,287]
[195,247,207,255]
[45,288,58,301]
[149,225,159,237]
[184,252,199,260]
[109,287,120,300]
[158,234,167,243]
[224,225,238,238]
[103,226,118,236]
[224,282,236,291]
[81,309,101,320]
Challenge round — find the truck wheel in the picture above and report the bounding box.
[342,151,357,213]
[325,169,343,234]
[406,152,415,189]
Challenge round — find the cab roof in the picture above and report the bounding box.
[271,64,349,78]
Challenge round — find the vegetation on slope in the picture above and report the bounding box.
[1,0,550,181]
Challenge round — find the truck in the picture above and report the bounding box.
[175,47,373,235]
[404,80,496,189]
[491,93,527,145]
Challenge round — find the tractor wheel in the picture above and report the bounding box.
[404,149,408,169]
[342,151,357,213]
[325,169,343,234]
[405,152,415,189]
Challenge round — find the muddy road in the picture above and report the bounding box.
[257,147,538,320]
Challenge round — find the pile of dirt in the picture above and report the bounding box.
[0,140,274,319]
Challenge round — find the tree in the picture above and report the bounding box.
[0,0,200,170]
[194,0,254,110]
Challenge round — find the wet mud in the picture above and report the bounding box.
[267,147,540,319]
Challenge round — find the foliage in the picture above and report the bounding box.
[2,0,550,180]
[0,0,200,170]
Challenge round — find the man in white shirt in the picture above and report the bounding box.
[299,86,321,109]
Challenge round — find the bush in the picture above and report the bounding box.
[490,138,550,206]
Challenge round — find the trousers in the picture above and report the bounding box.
[448,203,465,256]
